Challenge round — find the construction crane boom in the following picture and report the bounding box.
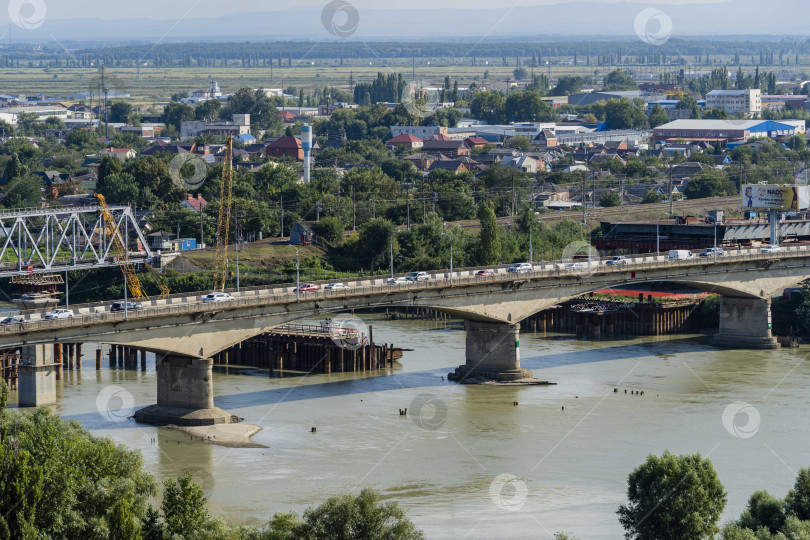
[94,194,149,300]
[213,135,234,291]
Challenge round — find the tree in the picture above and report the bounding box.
[356,218,396,271]
[513,67,528,80]
[683,169,738,199]
[505,135,532,151]
[161,471,210,538]
[550,75,585,96]
[65,129,102,152]
[2,175,41,208]
[603,69,638,91]
[504,91,554,123]
[194,99,222,121]
[648,104,670,129]
[785,467,810,520]
[617,451,726,540]
[477,200,501,265]
[599,191,621,207]
[4,152,25,181]
[161,101,195,133]
[736,490,786,534]
[109,101,132,123]
[264,489,424,540]
[676,95,701,119]
[641,188,662,204]
[313,216,345,247]
[788,134,807,152]
[222,87,281,131]
[604,98,649,130]
[470,90,506,124]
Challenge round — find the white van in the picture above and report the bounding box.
[668,250,693,260]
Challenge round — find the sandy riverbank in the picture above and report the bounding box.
[167,423,267,448]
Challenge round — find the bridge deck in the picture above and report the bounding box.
[0,245,807,339]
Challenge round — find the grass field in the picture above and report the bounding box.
[1,54,805,101]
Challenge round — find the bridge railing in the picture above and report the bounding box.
[1,244,809,334]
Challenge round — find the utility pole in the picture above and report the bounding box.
[669,163,674,215]
[295,248,300,301]
[620,177,624,211]
[581,175,586,224]
[102,63,109,140]
[280,195,284,238]
[511,173,515,216]
[371,198,376,218]
[352,186,356,231]
[199,207,204,248]
[234,212,241,292]
[406,195,410,230]
[389,234,395,279]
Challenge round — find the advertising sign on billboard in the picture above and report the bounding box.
[742,185,810,210]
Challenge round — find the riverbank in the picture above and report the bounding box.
[167,423,267,448]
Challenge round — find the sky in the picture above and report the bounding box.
[3,0,808,40]
[11,0,740,21]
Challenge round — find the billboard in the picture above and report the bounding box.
[742,184,810,210]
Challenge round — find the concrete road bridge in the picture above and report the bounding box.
[6,245,810,424]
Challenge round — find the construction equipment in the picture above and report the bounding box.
[95,193,149,300]
[213,135,234,291]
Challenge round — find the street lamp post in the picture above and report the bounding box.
[442,233,454,285]
[294,248,301,301]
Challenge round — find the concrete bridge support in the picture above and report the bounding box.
[18,344,56,407]
[448,321,534,382]
[134,355,237,426]
[712,297,780,350]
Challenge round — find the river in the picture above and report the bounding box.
[13,316,810,539]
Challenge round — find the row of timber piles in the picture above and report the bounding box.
[521,298,702,339]
[0,349,18,388]
[213,326,403,375]
[107,345,148,372]
[385,307,452,321]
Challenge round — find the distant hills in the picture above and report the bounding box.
[5,1,809,44]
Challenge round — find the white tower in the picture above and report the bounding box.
[302,125,312,183]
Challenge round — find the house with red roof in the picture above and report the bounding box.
[464,137,489,150]
[386,134,423,151]
[181,194,208,213]
[278,110,297,123]
[267,136,304,161]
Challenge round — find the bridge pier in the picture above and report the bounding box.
[134,355,238,426]
[712,297,780,350]
[448,321,534,383]
[18,344,57,407]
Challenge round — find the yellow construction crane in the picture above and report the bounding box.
[95,193,149,300]
[213,135,234,291]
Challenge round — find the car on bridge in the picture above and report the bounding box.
[761,244,781,253]
[44,309,74,320]
[202,292,234,303]
[294,283,320,292]
[698,248,724,257]
[406,271,430,282]
[387,276,410,285]
[605,256,628,265]
[0,316,24,325]
[325,283,349,290]
[475,269,496,277]
[507,263,533,273]
[110,301,143,312]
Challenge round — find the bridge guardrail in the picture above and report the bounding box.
[2,244,809,336]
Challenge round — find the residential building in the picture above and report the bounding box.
[386,134,423,151]
[390,125,447,139]
[266,136,304,161]
[421,139,470,157]
[289,221,315,245]
[705,89,761,117]
[653,119,797,143]
[100,147,137,161]
[180,194,208,213]
[501,155,542,173]
[180,114,251,140]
